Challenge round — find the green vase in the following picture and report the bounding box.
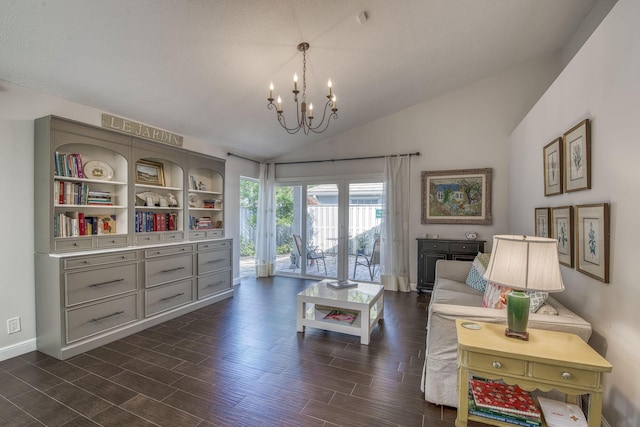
[506,291,530,334]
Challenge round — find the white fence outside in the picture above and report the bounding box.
[308,205,382,255]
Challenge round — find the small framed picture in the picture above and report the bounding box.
[534,208,551,237]
[576,203,610,283]
[543,138,563,196]
[563,119,591,192]
[551,206,574,267]
[135,160,165,186]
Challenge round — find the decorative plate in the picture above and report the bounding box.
[84,160,114,181]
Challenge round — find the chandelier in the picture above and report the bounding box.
[267,42,338,135]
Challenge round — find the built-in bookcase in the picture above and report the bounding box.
[187,153,225,240]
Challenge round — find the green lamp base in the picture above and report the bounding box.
[505,328,529,340]
[506,290,530,341]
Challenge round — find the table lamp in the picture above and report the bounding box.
[483,235,565,340]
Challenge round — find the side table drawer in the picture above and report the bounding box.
[467,352,526,376]
[532,363,598,388]
[424,241,449,252]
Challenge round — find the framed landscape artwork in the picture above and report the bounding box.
[563,119,591,192]
[551,206,574,267]
[543,138,563,196]
[421,168,492,224]
[135,160,165,186]
[576,203,610,283]
[534,207,551,237]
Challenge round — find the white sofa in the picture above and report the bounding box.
[421,259,592,408]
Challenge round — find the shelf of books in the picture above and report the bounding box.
[187,162,224,239]
[467,377,543,427]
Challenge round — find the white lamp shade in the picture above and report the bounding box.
[483,235,564,292]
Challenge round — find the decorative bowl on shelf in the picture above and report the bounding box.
[465,231,478,240]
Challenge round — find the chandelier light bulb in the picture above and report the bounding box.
[277,96,282,111]
[269,82,274,99]
[328,79,332,97]
[308,103,314,118]
[293,73,298,91]
[332,95,337,109]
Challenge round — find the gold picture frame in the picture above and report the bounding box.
[421,168,492,224]
[534,207,550,238]
[551,206,574,267]
[576,203,610,283]
[543,137,563,196]
[563,119,591,192]
[135,160,165,186]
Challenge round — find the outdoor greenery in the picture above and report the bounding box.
[240,180,295,256]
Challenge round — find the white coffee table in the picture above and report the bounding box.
[296,280,384,345]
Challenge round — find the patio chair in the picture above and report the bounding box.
[293,234,327,275]
[353,237,380,281]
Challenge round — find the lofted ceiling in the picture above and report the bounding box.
[1,0,601,160]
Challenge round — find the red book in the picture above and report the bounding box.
[470,379,541,419]
[168,213,175,231]
[78,212,86,236]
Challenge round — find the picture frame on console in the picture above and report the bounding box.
[534,207,550,237]
[543,137,563,196]
[135,159,165,186]
[421,168,492,225]
[563,119,591,192]
[576,203,610,283]
[551,206,574,267]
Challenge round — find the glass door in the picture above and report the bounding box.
[347,182,383,283]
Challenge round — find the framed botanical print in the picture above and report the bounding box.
[543,138,563,196]
[421,168,492,224]
[551,206,574,267]
[576,203,610,283]
[563,119,591,192]
[534,208,551,237]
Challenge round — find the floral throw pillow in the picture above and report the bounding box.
[465,252,491,293]
[481,282,548,312]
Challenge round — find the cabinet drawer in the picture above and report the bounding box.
[145,279,193,316]
[197,240,231,251]
[198,249,231,275]
[190,229,223,240]
[197,270,231,299]
[65,263,138,306]
[162,231,185,242]
[66,293,138,343]
[206,229,223,239]
[64,251,138,269]
[135,233,162,245]
[450,242,482,253]
[467,352,526,376]
[532,363,597,388]
[423,241,449,252]
[97,235,129,248]
[144,244,193,258]
[55,237,93,252]
[145,253,193,287]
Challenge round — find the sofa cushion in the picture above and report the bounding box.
[481,282,549,312]
[465,252,491,292]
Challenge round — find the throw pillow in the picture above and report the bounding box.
[535,302,558,315]
[465,252,491,293]
[481,282,549,312]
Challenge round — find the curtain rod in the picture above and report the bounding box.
[227,152,262,164]
[275,151,420,166]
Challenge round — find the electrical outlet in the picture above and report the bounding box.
[7,317,21,334]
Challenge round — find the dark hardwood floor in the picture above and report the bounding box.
[0,276,480,426]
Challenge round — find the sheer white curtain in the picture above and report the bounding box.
[380,155,411,292]
[255,163,276,277]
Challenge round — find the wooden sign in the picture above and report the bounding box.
[101,114,183,147]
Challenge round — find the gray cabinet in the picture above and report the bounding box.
[34,115,233,360]
[416,238,485,293]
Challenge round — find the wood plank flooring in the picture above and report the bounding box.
[0,276,481,426]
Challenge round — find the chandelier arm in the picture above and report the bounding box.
[276,111,303,134]
[308,111,338,134]
[306,99,333,131]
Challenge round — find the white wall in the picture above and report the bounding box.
[508,1,639,425]
[276,53,564,285]
[0,81,244,359]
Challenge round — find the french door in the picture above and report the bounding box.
[274,178,382,283]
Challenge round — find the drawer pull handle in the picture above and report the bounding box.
[89,278,125,287]
[561,371,572,380]
[73,243,78,246]
[206,259,226,264]
[84,260,90,264]
[90,311,124,322]
[492,361,502,369]
[205,281,224,288]
[161,266,186,273]
[160,292,185,302]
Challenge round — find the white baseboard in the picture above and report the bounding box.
[0,338,37,362]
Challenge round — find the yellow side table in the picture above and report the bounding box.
[455,319,612,427]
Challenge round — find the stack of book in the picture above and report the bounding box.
[87,190,113,205]
[54,152,84,178]
[468,378,542,427]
